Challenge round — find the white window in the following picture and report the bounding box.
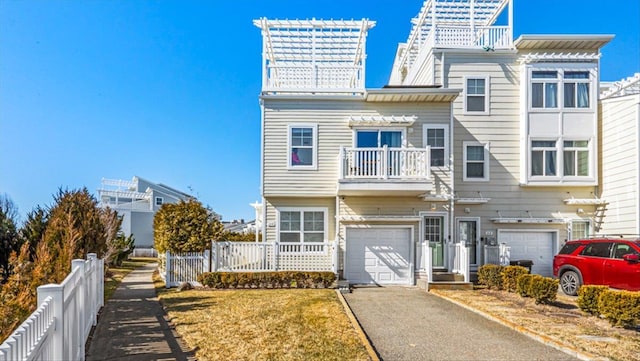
[563,140,590,176]
[423,125,448,167]
[278,208,327,243]
[571,221,590,240]
[531,71,559,108]
[463,142,489,181]
[155,197,163,206]
[563,72,590,108]
[464,76,489,114]
[531,140,557,176]
[288,124,317,169]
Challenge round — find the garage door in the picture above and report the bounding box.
[499,231,555,277]
[345,228,411,285]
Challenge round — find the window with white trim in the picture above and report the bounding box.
[464,76,489,113]
[463,142,489,181]
[563,140,589,176]
[531,140,557,176]
[531,71,558,108]
[278,208,326,243]
[423,125,448,167]
[563,72,590,108]
[288,124,317,169]
[155,197,163,206]
[571,221,590,240]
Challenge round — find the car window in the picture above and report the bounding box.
[612,243,639,259]
[558,243,581,255]
[580,242,612,258]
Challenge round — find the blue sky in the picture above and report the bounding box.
[1,0,639,223]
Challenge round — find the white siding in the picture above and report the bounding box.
[599,94,640,235]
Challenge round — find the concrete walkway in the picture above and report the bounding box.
[86,263,195,361]
[343,287,578,361]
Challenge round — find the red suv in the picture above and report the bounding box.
[553,237,640,295]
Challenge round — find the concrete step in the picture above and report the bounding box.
[428,281,474,290]
[432,272,465,282]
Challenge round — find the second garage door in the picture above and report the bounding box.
[499,231,555,277]
[345,228,412,285]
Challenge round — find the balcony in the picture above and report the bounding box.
[338,146,432,196]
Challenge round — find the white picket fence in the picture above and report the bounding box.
[159,242,338,288]
[0,254,104,361]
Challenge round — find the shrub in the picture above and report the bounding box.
[477,264,504,290]
[528,275,558,304]
[598,290,640,328]
[197,271,336,289]
[501,266,529,293]
[516,274,534,297]
[577,285,608,316]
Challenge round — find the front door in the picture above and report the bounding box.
[424,216,445,268]
[457,218,479,268]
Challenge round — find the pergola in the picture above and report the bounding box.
[254,18,376,94]
[601,73,640,99]
[397,0,512,82]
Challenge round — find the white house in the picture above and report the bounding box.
[255,0,619,287]
[599,73,640,236]
[98,176,194,256]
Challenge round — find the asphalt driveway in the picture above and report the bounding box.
[343,287,578,361]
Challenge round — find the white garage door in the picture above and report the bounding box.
[345,228,412,285]
[499,231,555,277]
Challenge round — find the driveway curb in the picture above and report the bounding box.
[429,289,606,361]
[335,290,380,361]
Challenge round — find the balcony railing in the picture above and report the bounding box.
[433,26,511,49]
[340,146,431,180]
[265,64,364,93]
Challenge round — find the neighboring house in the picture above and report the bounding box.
[98,176,194,256]
[599,73,640,235]
[255,0,620,286]
[222,219,257,234]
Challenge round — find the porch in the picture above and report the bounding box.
[338,146,432,196]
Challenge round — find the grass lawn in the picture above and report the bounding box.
[104,257,156,301]
[157,286,371,361]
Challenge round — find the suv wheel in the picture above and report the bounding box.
[560,270,581,296]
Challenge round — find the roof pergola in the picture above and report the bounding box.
[254,18,375,94]
[601,73,640,99]
[395,0,512,84]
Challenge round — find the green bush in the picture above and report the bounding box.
[577,285,608,316]
[501,266,529,293]
[598,290,640,328]
[516,274,534,297]
[197,271,337,289]
[477,264,504,290]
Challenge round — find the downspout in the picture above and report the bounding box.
[449,100,455,270]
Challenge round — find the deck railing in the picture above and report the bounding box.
[265,64,364,93]
[0,254,104,361]
[340,146,430,180]
[159,242,338,287]
[449,243,470,282]
[483,244,511,266]
[433,25,511,49]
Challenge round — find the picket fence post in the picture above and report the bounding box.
[37,284,64,360]
[165,250,171,288]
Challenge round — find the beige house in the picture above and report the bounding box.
[255,0,617,286]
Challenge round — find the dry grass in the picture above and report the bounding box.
[433,288,640,361]
[157,288,370,361]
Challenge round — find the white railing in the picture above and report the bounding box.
[159,251,208,288]
[422,241,433,290]
[160,242,338,288]
[265,64,364,93]
[499,243,511,266]
[449,243,470,282]
[483,244,511,266]
[0,254,104,361]
[433,26,511,49]
[341,146,430,180]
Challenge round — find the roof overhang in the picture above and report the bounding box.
[515,35,614,51]
[365,88,461,102]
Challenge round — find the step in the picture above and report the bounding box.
[428,281,474,290]
[432,272,465,282]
